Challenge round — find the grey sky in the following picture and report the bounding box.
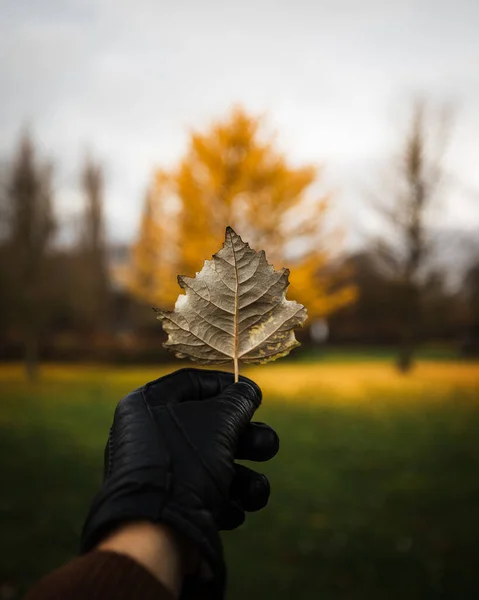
[1,0,478,246]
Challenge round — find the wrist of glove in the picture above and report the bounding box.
[80,368,279,599]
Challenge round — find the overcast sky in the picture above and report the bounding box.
[1,0,478,247]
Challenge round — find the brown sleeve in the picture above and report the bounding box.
[24,550,175,600]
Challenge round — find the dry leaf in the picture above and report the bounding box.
[155,226,307,380]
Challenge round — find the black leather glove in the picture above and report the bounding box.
[80,368,279,599]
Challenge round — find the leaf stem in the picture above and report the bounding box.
[234,356,239,383]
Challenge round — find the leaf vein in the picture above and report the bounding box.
[238,306,304,358]
[161,314,233,357]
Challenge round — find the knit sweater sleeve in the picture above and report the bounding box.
[24,551,175,600]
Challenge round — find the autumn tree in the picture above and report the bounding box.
[373,101,450,371]
[2,131,56,380]
[125,108,356,322]
[123,176,179,308]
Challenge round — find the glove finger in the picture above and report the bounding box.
[236,422,279,462]
[217,498,245,530]
[144,368,260,406]
[231,464,270,512]
[215,381,262,430]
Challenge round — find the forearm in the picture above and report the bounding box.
[97,521,189,597]
[24,549,175,600]
[25,522,192,600]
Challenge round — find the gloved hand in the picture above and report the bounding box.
[80,368,279,599]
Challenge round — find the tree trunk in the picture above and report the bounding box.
[25,330,38,382]
[397,332,414,373]
[396,283,419,373]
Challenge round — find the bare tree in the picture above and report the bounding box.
[462,257,479,356]
[373,101,450,371]
[76,156,110,334]
[3,131,56,380]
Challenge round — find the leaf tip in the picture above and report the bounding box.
[225,226,242,244]
[153,307,164,320]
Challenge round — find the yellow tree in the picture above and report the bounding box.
[126,108,356,320]
[121,175,179,307]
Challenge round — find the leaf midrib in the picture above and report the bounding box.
[229,228,240,367]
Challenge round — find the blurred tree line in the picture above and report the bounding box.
[0,106,478,380]
[0,134,128,380]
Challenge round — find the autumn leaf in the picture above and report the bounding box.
[154,227,307,381]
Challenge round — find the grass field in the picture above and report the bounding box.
[1,360,479,599]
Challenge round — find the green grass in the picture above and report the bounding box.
[1,365,479,599]
[291,344,463,363]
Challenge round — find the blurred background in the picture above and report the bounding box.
[1,0,479,598]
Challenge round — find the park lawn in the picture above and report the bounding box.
[1,360,479,600]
